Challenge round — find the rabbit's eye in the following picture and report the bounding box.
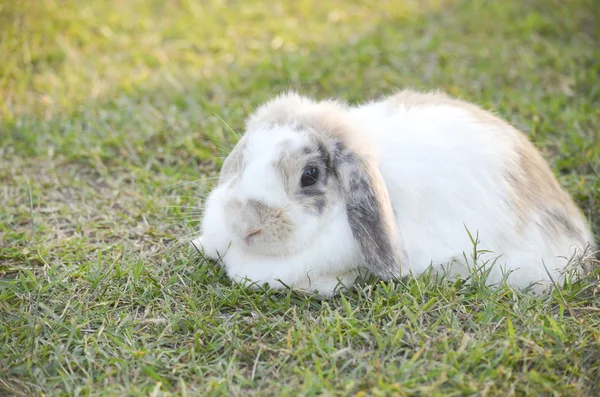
[301,166,319,187]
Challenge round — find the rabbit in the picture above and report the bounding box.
[193,90,596,296]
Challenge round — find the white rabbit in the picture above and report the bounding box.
[194,90,596,295]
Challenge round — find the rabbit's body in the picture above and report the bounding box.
[195,90,594,295]
[349,92,593,287]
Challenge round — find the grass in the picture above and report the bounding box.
[1,0,599,395]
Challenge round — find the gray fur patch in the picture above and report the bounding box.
[274,135,331,195]
[539,205,582,241]
[315,140,331,169]
[334,142,400,280]
[298,185,326,197]
[315,198,326,214]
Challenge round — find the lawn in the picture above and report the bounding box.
[1,0,599,395]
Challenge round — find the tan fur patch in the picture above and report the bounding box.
[510,138,585,239]
[389,89,512,129]
[247,91,377,159]
[232,198,294,244]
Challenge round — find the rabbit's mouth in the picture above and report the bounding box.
[243,229,263,245]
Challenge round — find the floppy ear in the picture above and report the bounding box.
[332,140,407,280]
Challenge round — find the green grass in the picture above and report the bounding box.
[1,0,599,395]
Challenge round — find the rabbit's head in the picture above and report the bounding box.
[196,92,406,291]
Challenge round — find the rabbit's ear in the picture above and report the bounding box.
[332,140,406,280]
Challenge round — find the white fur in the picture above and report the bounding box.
[195,94,594,295]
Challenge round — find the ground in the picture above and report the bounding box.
[1,0,599,396]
